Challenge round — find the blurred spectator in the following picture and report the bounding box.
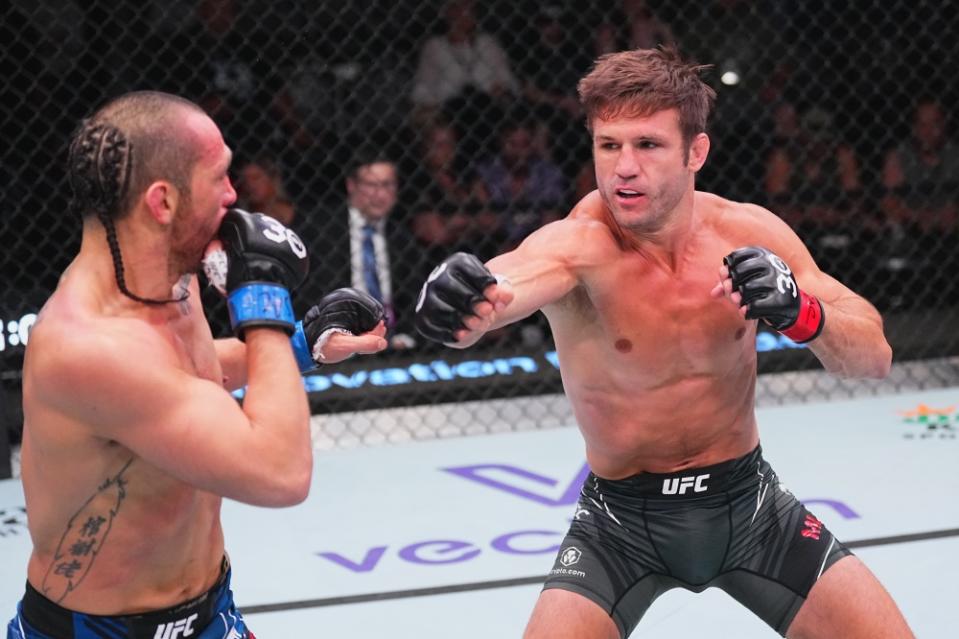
[877,97,959,309]
[757,61,800,111]
[620,0,677,50]
[301,149,423,351]
[765,105,865,230]
[764,104,867,284]
[881,98,959,235]
[682,0,775,201]
[409,0,519,153]
[405,121,494,263]
[520,5,584,120]
[280,56,413,151]
[591,19,622,57]
[518,5,592,177]
[473,117,568,252]
[155,0,287,149]
[235,155,296,227]
[275,3,415,156]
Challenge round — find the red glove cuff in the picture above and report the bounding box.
[780,291,825,344]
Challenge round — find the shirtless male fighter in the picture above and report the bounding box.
[414,47,913,639]
[8,91,385,638]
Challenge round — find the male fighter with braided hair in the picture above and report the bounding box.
[7,90,385,639]
[415,47,914,639]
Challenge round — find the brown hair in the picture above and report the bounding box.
[577,45,715,147]
[67,90,206,220]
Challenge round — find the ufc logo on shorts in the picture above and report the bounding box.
[662,473,710,495]
[153,613,199,639]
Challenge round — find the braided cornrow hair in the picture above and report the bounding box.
[67,119,189,305]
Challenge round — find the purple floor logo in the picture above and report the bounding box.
[441,463,591,507]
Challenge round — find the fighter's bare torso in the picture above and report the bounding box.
[20,257,225,614]
[541,191,771,479]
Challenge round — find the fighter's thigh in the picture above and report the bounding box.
[523,589,619,639]
[786,555,914,639]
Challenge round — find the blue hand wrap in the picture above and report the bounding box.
[227,283,296,336]
[290,321,317,372]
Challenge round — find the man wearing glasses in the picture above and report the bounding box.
[300,148,423,351]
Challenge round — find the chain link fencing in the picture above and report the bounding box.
[2,0,957,450]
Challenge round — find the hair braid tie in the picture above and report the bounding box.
[69,121,188,305]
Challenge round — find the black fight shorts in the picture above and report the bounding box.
[542,445,851,637]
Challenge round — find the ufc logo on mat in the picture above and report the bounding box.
[662,473,710,495]
[153,613,199,639]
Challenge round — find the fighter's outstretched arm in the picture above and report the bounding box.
[415,217,614,348]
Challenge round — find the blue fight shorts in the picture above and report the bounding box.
[6,558,253,639]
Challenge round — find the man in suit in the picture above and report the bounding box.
[300,149,422,350]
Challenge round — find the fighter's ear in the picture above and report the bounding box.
[687,132,710,172]
[143,181,177,225]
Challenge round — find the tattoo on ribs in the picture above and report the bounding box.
[41,458,133,603]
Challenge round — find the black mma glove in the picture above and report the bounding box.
[414,252,497,344]
[290,288,385,372]
[723,246,824,343]
[208,208,309,338]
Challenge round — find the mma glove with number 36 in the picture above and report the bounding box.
[205,208,309,338]
[723,246,825,344]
